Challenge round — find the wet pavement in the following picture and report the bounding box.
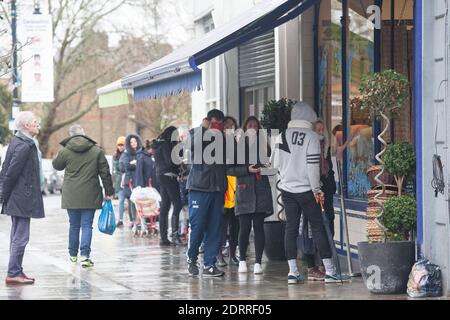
[0,195,446,300]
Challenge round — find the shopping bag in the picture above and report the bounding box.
[407,259,442,298]
[98,200,116,235]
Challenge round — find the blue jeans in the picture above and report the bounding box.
[118,189,135,223]
[187,191,224,268]
[67,209,96,258]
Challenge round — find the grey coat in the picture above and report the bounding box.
[0,132,45,219]
[226,165,273,217]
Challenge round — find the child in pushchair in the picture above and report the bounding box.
[130,182,161,237]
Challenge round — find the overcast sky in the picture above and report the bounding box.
[7,0,194,48]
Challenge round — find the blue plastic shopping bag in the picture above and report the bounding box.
[98,200,116,235]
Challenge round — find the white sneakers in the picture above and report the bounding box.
[238,261,263,274]
[253,263,263,275]
[238,261,248,273]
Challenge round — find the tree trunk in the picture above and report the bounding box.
[38,103,58,157]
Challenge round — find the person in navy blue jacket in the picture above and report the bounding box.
[136,139,159,191]
[0,111,44,285]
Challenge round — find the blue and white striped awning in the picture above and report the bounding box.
[96,0,318,103]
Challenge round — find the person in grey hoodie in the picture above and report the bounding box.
[272,101,350,284]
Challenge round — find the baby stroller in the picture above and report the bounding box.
[130,180,161,238]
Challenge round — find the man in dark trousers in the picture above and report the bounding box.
[186,109,227,277]
[53,124,114,268]
[1,111,44,285]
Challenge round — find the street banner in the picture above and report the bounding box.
[21,14,54,102]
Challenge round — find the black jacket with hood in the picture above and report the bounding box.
[151,138,180,177]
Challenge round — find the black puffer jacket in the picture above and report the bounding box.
[151,139,180,176]
[186,127,227,193]
[0,132,45,219]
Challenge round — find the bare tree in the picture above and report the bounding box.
[33,0,134,155]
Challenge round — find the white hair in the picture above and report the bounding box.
[15,111,35,131]
[69,124,85,136]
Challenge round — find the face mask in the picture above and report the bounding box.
[210,122,224,132]
[319,135,326,142]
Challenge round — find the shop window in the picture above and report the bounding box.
[241,84,275,121]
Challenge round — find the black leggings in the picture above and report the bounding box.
[221,208,239,257]
[157,175,182,241]
[238,213,265,264]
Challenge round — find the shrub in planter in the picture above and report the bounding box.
[381,195,417,241]
[382,143,416,196]
[260,98,294,136]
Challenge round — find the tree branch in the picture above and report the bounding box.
[54,69,109,108]
[52,97,98,132]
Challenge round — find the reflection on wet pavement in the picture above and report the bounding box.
[0,195,441,300]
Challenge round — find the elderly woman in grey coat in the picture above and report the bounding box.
[0,111,44,285]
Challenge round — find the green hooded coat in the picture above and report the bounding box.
[52,135,114,209]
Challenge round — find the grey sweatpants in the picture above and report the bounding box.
[8,216,31,277]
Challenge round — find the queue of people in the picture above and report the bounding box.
[1,103,349,285]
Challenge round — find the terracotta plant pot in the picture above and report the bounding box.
[366,165,395,187]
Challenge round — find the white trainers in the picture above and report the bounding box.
[253,263,263,274]
[238,261,248,273]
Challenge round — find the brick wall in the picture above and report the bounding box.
[381,25,414,144]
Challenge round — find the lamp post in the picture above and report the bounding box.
[11,0,20,132]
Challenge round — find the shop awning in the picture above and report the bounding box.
[97,0,318,104]
[96,80,129,108]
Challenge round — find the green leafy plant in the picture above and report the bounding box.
[382,143,416,196]
[381,195,417,241]
[260,98,294,134]
[358,69,410,119]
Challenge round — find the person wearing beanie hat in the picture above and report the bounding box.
[186,108,227,278]
[272,101,350,284]
[116,136,126,146]
[113,136,127,225]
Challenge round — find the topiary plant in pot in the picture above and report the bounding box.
[358,195,417,294]
[356,70,415,294]
[382,142,416,196]
[261,98,295,261]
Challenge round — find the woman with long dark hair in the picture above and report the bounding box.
[119,134,143,234]
[152,126,183,246]
[227,116,273,274]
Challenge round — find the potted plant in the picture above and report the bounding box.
[382,142,416,196]
[355,70,415,294]
[359,195,416,293]
[260,98,294,261]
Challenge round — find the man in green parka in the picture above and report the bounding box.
[53,124,114,268]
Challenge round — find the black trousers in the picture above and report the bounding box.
[221,208,239,257]
[157,174,182,241]
[238,213,265,264]
[282,190,332,260]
